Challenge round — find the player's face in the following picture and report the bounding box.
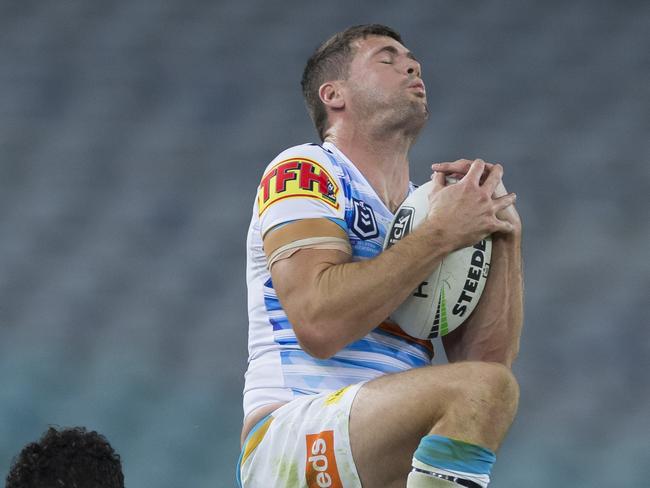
[344,35,428,126]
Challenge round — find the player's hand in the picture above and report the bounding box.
[431,159,493,183]
[425,159,517,249]
[432,159,521,237]
[491,179,522,236]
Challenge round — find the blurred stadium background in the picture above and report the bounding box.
[0,0,648,486]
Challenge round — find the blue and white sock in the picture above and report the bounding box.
[406,434,496,488]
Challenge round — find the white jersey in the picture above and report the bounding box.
[243,142,433,418]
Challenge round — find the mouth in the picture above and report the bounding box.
[408,81,426,93]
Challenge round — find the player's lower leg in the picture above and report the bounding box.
[406,364,518,487]
[406,435,495,487]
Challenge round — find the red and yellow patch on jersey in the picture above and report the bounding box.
[258,158,340,215]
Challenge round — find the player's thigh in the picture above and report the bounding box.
[349,362,511,488]
[348,366,448,487]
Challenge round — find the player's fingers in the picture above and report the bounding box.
[482,163,504,194]
[430,171,447,191]
[490,218,515,235]
[431,159,473,174]
[478,159,497,185]
[493,192,516,211]
[462,159,485,185]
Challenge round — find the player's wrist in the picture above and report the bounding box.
[416,221,458,257]
[492,229,522,250]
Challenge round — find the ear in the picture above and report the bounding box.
[319,81,345,110]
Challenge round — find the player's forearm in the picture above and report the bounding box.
[443,232,523,367]
[297,227,453,358]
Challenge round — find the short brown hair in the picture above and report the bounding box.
[301,24,403,141]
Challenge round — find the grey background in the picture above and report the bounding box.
[0,0,648,486]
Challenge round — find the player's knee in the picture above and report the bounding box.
[454,362,519,423]
[480,362,519,417]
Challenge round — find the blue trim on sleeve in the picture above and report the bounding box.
[326,217,348,232]
[267,217,347,235]
[414,434,496,475]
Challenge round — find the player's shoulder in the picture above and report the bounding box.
[256,143,344,219]
[264,143,337,172]
[258,142,343,196]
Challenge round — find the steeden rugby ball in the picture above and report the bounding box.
[384,180,492,339]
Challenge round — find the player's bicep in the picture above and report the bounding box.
[271,247,351,305]
[271,246,350,357]
[264,218,351,319]
[263,217,350,268]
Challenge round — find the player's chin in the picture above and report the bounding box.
[409,103,429,126]
[393,99,428,128]
[421,102,430,119]
[409,94,428,112]
[408,89,427,104]
[411,100,429,121]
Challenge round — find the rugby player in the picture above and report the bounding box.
[239,24,523,488]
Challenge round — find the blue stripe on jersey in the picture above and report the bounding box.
[285,371,381,394]
[347,337,430,368]
[373,327,434,361]
[349,237,384,259]
[290,387,317,396]
[263,294,282,312]
[274,334,428,367]
[263,288,292,333]
[263,277,290,331]
[280,349,403,375]
[276,336,298,345]
[287,373,378,394]
[269,315,291,332]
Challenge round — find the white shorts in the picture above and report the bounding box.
[237,383,364,488]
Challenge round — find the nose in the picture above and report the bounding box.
[406,59,421,78]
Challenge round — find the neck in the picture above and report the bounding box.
[325,122,414,212]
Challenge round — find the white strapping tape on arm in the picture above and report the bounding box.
[267,237,352,269]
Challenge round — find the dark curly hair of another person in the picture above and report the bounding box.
[6,426,124,488]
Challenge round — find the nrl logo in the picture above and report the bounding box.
[351,199,379,239]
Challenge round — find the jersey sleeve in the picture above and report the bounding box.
[256,145,346,237]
